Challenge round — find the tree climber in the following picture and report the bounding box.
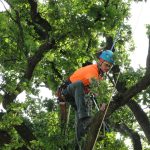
[56,50,114,141]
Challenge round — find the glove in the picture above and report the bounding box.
[99,103,106,112]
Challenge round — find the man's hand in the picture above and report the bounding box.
[99,103,106,112]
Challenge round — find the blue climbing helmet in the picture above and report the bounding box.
[99,50,114,64]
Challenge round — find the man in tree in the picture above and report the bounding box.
[58,50,114,141]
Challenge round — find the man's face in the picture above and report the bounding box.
[100,61,113,72]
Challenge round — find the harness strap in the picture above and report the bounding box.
[56,79,72,102]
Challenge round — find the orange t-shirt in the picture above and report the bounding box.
[69,64,103,86]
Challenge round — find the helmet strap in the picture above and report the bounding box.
[97,62,104,77]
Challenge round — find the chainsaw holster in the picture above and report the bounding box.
[56,80,71,123]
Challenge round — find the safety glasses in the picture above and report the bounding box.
[103,62,112,68]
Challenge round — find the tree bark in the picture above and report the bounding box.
[27,0,52,32]
[14,123,36,145]
[0,130,11,146]
[24,40,55,80]
[83,112,104,150]
[127,100,150,142]
[0,112,36,145]
[146,35,150,72]
[115,123,142,150]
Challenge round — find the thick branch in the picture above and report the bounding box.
[0,129,29,150]
[105,36,114,51]
[27,20,48,40]
[24,40,55,80]
[127,100,150,142]
[14,123,36,145]
[2,92,16,109]
[106,72,150,118]
[0,130,11,146]
[112,72,150,109]
[0,113,32,149]
[27,0,52,32]
[49,61,63,80]
[15,11,27,57]
[2,40,55,108]
[104,0,110,8]
[2,40,55,146]
[0,113,11,146]
[84,71,150,149]
[83,112,104,150]
[122,74,150,102]
[146,35,150,73]
[115,123,142,150]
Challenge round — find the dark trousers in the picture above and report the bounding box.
[66,80,90,120]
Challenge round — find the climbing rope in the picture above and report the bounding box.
[110,22,124,51]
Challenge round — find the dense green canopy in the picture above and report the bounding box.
[0,0,150,149]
